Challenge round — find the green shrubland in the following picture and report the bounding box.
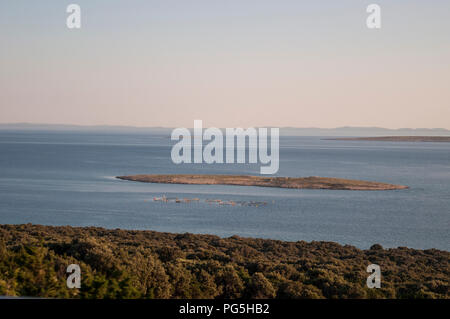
[0,224,448,299]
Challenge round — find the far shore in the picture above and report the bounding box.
[325,136,450,142]
[116,174,408,191]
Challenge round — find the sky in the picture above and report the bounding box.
[0,0,449,128]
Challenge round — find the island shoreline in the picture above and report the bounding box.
[116,174,409,191]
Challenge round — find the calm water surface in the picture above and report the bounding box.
[0,130,448,250]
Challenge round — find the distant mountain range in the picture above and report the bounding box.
[1,123,449,137]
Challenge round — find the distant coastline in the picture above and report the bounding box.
[1,123,450,137]
[117,174,408,191]
[326,136,450,142]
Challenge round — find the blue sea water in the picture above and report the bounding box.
[0,130,448,250]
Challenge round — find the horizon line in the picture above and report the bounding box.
[1,122,450,131]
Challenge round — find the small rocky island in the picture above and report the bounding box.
[117,174,408,191]
[327,136,450,142]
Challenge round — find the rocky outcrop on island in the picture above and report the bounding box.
[116,174,408,191]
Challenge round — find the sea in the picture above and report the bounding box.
[0,130,448,250]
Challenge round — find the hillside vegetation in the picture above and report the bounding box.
[0,224,448,299]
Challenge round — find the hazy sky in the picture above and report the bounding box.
[1,0,449,128]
